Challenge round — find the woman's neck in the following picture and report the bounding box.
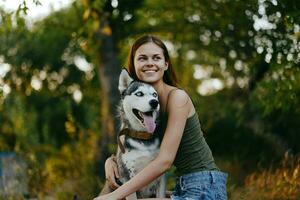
[151,80,167,97]
[151,80,175,114]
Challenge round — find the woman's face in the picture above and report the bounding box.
[133,42,168,84]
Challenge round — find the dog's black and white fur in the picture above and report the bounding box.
[116,69,166,199]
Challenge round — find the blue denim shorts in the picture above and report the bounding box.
[171,171,228,200]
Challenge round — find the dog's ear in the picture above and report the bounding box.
[119,69,134,94]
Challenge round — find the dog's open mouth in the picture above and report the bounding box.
[132,109,156,133]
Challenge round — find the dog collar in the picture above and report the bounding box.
[118,128,153,153]
[121,128,153,140]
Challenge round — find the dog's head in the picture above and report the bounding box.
[118,69,160,133]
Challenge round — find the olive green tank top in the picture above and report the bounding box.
[156,90,219,176]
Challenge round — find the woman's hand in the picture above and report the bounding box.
[105,155,120,190]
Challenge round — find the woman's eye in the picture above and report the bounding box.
[153,56,161,60]
[153,92,158,97]
[138,57,146,61]
[135,91,144,97]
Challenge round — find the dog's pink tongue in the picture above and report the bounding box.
[143,115,156,133]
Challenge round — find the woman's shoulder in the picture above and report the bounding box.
[167,88,191,109]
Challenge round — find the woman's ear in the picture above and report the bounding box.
[164,62,169,71]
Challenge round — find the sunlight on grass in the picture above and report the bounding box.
[230,153,300,200]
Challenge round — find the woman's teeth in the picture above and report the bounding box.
[144,70,157,73]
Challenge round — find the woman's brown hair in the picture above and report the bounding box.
[127,35,178,86]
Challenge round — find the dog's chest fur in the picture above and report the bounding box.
[117,137,160,197]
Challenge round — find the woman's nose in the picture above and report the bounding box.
[146,58,154,66]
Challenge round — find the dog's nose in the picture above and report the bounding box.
[149,99,159,109]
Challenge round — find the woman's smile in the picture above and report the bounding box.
[143,69,159,73]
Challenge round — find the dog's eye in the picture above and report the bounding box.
[135,91,144,97]
[153,92,158,98]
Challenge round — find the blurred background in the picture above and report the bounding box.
[0,0,299,199]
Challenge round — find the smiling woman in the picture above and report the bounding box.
[94,35,228,200]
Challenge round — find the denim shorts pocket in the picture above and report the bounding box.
[185,184,214,199]
[173,171,228,200]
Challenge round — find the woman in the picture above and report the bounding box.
[94,35,228,200]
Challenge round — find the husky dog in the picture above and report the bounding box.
[115,69,166,199]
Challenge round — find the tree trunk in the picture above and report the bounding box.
[246,58,289,155]
[248,58,269,91]
[95,15,121,179]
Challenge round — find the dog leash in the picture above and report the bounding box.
[118,128,153,153]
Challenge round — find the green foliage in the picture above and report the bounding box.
[40,131,99,199]
[250,66,300,152]
[0,3,102,198]
[252,66,300,115]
